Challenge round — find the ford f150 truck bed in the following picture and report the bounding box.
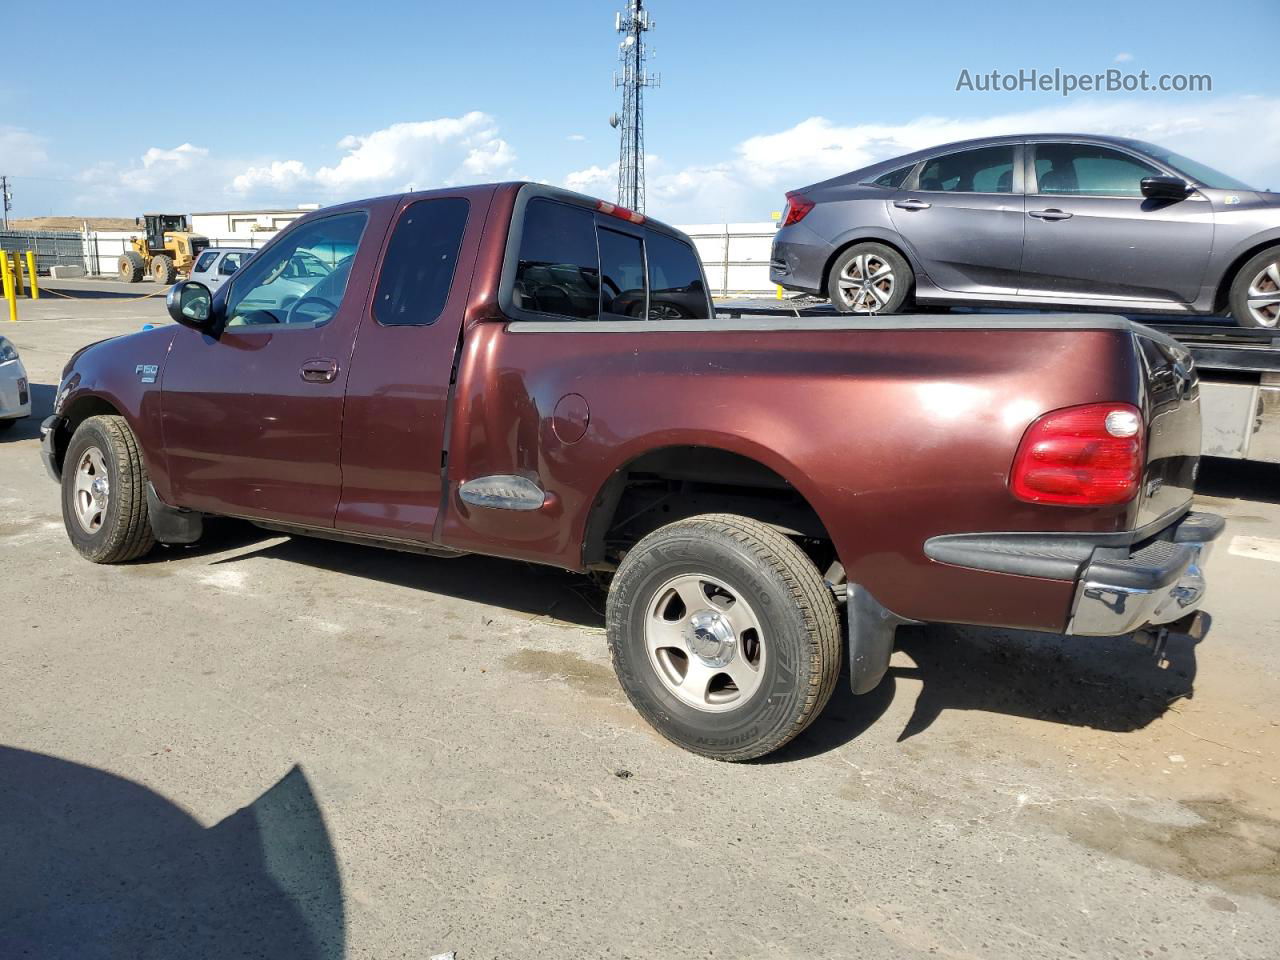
[40,181,1222,760]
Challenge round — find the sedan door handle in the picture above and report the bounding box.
[1028,208,1073,221]
[300,358,339,383]
[893,199,932,210]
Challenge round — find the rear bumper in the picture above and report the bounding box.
[924,510,1224,637]
[1067,513,1222,636]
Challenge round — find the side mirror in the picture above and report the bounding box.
[1141,175,1190,200]
[166,280,215,331]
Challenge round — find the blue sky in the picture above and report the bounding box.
[2,0,1276,222]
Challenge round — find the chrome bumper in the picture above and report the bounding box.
[1067,512,1224,636]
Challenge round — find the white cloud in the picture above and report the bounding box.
[564,163,615,194]
[566,133,587,142]
[231,112,516,199]
[1114,52,1134,63]
[0,125,50,175]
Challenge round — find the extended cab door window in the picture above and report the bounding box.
[224,212,368,328]
[513,198,600,319]
[374,196,470,326]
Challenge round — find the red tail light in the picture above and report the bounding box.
[1010,403,1144,506]
[781,192,815,227]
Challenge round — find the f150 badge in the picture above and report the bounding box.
[135,364,158,383]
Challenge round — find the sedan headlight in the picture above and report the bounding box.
[0,337,16,364]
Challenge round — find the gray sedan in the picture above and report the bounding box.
[770,134,1280,328]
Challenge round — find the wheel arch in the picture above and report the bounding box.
[51,393,124,475]
[580,441,839,573]
[1213,236,1280,312]
[820,232,919,300]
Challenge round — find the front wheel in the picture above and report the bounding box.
[61,415,156,563]
[1229,248,1280,329]
[606,514,841,761]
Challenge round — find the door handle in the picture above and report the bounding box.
[1028,208,1073,221]
[300,358,339,383]
[893,199,932,210]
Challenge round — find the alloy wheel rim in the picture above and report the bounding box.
[838,253,894,313]
[72,446,110,534]
[1246,261,1280,328]
[644,573,766,712]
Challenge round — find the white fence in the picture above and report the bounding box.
[36,221,782,295]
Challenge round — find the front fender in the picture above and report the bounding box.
[52,325,178,497]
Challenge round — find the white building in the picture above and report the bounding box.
[189,206,319,237]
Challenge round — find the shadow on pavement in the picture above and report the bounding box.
[0,382,55,443]
[771,621,1200,762]
[1196,457,1280,506]
[40,285,172,301]
[0,747,344,959]
[211,532,607,627]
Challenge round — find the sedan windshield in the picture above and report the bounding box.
[1127,141,1259,191]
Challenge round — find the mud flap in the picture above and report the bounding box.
[847,584,915,694]
[146,483,203,544]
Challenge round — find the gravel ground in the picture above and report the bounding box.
[1,280,1278,959]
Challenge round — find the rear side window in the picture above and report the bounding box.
[647,232,710,319]
[515,199,599,319]
[374,197,470,326]
[193,250,218,273]
[871,165,914,189]
[918,146,1015,193]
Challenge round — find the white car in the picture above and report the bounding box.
[0,335,31,431]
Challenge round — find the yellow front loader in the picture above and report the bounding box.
[118,214,210,283]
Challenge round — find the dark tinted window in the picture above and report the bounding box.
[918,146,1015,193]
[374,197,470,326]
[872,165,914,189]
[193,250,218,273]
[646,232,709,319]
[218,252,244,275]
[514,198,599,319]
[599,228,645,316]
[1034,143,1158,197]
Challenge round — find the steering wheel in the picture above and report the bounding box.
[285,294,338,325]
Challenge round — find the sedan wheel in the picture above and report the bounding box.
[826,242,912,316]
[1246,261,1280,329]
[837,252,895,313]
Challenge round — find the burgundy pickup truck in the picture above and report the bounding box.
[41,182,1222,760]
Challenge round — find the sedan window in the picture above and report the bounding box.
[1034,143,1160,197]
[917,146,1015,194]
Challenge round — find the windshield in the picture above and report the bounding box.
[1126,141,1258,191]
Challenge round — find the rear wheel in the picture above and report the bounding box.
[150,254,176,285]
[1229,248,1280,329]
[60,415,156,564]
[827,242,912,315]
[118,251,145,283]
[606,514,841,761]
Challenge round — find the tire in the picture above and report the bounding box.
[150,254,176,285]
[118,251,145,283]
[60,415,156,564]
[826,242,912,315]
[606,514,841,761]
[1228,247,1280,329]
